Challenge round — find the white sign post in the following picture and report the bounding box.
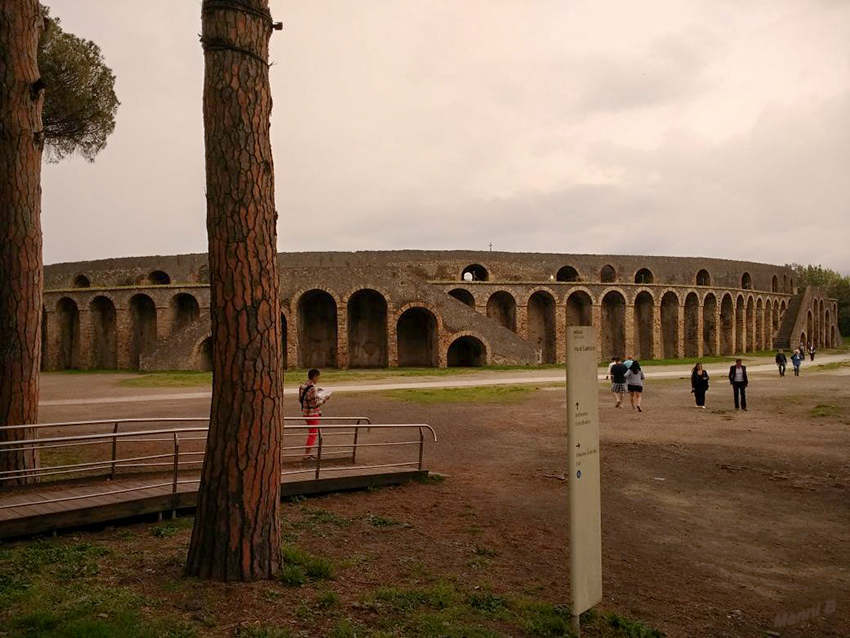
[566,326,602,635]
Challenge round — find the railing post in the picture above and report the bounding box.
[315,430,323,480]
[110,422,119,480]
[171,432,180,519]
[418,427,425,471]
[352,420,360,463]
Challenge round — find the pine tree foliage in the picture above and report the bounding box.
[38,5,119,162]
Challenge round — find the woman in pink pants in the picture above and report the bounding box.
[299,368,330,460]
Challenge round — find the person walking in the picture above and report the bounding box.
[809,343,816,361]
[728,358,748,411]
[791,349,802,376]
[775,349,787,377]
[605,356,617,380]
[691,362,710,408]
[299,368,330,460]
[625,360,645,412]
[609,357,628,408]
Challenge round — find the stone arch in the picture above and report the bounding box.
[720,294,734,356]
[90,296,118,369]
[397,307,438,367]
[566,290,593,327]
[556,266,579,282]
[129,294,157,369]
[461,264,488,282]
[696,269,711,286]
[660,291,679,359]
[634,290,655,360]
[348,289,388,368]
[601,290,626,360]
[772,276,779,293]
[806,310,813,347]
[447,334,486,367]
[684,292,699,357]
[56,297,81,370]
[825,309,831,348]
[741,272,752,290]
[73,274,90,288]
[819,298,825,347]
[766,299,775,346]
[298,289,338,368]
[800,331,807,348]
[281,312,288,368]
[486,291,517,332]
[170,293,200,333]
[149,270,171,285]
[756,298,764,351]
[735,295,746,353]
[783,274,788,293]
[702,293,718,356]
[634,268,654,285]
[197,336,213,372]
[600,264,616,283]
[746,296,755,352]
[527,290,556,364]
[449,288,476,307]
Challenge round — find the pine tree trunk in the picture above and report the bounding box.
[0,0,44,484]
[185,0,283,581]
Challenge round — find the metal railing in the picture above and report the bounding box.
[0,418,436,515]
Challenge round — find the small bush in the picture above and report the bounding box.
[365,514,401,528]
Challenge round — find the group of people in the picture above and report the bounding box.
[606,356,646,411]
[774,343,816,378]
[608,356,752,411]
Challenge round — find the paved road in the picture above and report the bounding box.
[38,353,849,407]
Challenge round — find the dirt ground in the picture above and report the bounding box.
[17,367,850,637]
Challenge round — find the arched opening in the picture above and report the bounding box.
[806,311,813,347]
[556,266,579,282]
[527,291,556,364]
[486,291,517,332]
[348,289,388,368]
[73,274,90,288]
[56,297,80,370]
[661,292,679,359]
[600,265,616,283]
[566,291,593,327]
[40,309,48,371]
[601,291,626,361]
[800,331,807,348]
[703,294,718,356]
[746,297,755,352]
[771,276,779,293]
[281,313,288,368]
[819,299,825,347]
[397,307,438,367]
[766,300,775,346]
[829,325,835,349]
[790,278,795,293]
[634,291,655,360]
[149,270,171,285]
[634,268,654,285]
[741,272,752,290]
[684,293,699,357]
[735,296,745,353]
[170,293,200,333]
[90,296,118,369]
[461,264,488,282]
[198,338,213,372]
[780,300,787,324]
[720,295,734,356]
[130,294,157,369]
[756,299,764,351]
[298,290,338,368]
[696,269,711,286]
[783,274,788,293]
[449,288,475,307]
[447,335,485,367]
[825,309,831,348]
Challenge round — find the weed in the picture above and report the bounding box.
[234,625,292,638]
[415,472,447,485]
[383,385,534,405]
[152,523,181,538]
[328,619,363,638]
[277,544,334,586]
[513,599,573,637]
[472,546,498,558]
[315,590,340,609]
[372,582,458,612]
[604,612,666,637]
[810,404,840,418]
[366,513,401,527]
[467,591,508,614]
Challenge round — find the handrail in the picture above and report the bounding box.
[0,415,372,432]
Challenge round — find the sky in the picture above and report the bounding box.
[42,0,850,273]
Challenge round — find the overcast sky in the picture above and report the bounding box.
[42,0,850,273]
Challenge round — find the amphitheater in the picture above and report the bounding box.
[40,251,841,372]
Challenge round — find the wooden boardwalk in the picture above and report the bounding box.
[0,466,425,539]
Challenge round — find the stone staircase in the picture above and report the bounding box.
[773,294,803,348]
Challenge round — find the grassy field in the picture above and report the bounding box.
[382,386,540,405]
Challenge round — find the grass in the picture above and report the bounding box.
[277,544,335,586]
[383,385,536,404]
[813,360,850,371]
[810,404,841,418]
[118,371,212,388]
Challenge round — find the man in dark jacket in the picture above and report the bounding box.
[728,359,748,410]
[775,349,787,377]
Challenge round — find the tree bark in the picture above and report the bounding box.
[0,0,44,483]
[185,0,283,581]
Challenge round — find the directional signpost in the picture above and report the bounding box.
[566,326,602,635]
